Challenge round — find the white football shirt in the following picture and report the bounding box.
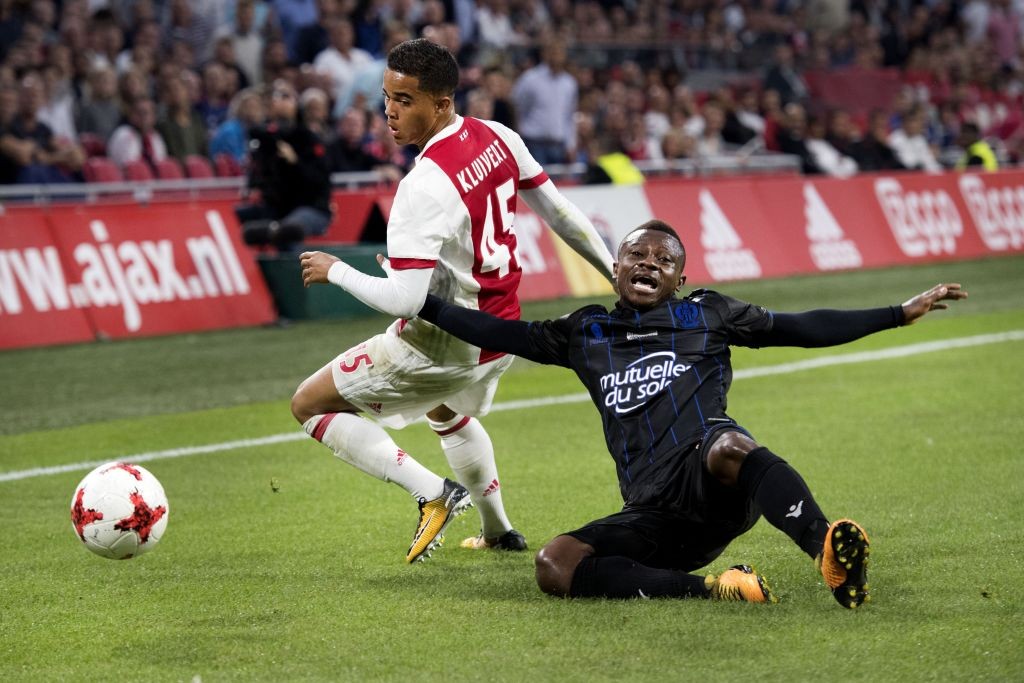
[387,115,550,365]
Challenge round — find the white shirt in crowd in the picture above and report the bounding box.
[888,129,943,172]
[313,46,374,108]
[106,124,168,167]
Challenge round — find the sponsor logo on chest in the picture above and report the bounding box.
[599,351,690,414]
[456,139,510,192]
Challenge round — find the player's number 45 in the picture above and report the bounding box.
[478,178,517,278]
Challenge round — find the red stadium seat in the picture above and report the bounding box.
[79,133,107,158]
[82,157,123,183]
[184,155,215,178]
[123,160,154,181]
[213,153,243,177]
[154,158,184,180]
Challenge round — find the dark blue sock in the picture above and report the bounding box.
[569,556,709,599]
[737,447,829,559]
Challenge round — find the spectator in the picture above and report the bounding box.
[713,87,758,146]
[312,17,373,110]
[480,66,516,129]
[763,42,809,106]
[350,0,386,58]
[329,106,381,172]
[38,58,76,142]
[694,100,732,158]
[476,0,525,53]
[294,0,338,66]
[273,0,318,65]
[643,84,672,143]
[776,102,820,174]
[464,87,494,121]
[824,109,860,159]
[512,38,577,165]
[260,39,291,86]
[2,72,84,183]
[165,0,217,66]
[758,88,785,150]
[211,34,251,90]
[735,87,766,139]
[118,19,161,73]
[107,96,167,169]
[850,109,906,172]
[209,86,265,163]
[955,121,998,171]
[299,86,332,142]
[230,0,264,86]
[196,61,232,130]
[660,128,695,163]
[77,65,122,143]
[888,103,942,171]
[333,20,410,117]
[235,79,332,250]
[413,0,447,40]
[986,0,1021,71]
[0,85,31,184]
[157,75,208,162]
[805,113,858,177]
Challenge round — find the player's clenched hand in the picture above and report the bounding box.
[299,251,340,287]
[901,283,968,324]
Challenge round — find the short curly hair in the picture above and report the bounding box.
[386,39,458,96]
[619,220,686,264]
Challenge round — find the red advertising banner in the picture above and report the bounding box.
[0,207,97,349]
[0,202,275,349]
[3,169,1021,350]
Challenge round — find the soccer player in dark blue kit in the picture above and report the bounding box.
[416,219,967,607]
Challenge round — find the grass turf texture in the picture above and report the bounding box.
[2,255,1023,682]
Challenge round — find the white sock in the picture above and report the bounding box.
[304,413,444,501]
[430,415,512,538]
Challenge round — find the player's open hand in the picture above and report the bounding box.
[299,251,340,287]
[901,283,968,324]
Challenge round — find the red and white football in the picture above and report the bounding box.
[70,462,169,560]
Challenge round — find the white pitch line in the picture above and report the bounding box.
[2,329,1021,484]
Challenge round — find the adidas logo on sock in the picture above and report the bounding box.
[395,449,408,466]
[482,478,500,497]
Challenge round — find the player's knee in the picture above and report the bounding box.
[705,431,758,487]
[290,386,313,425]
[535,536,589,597]
[534,546,570,597]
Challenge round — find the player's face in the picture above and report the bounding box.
[382,68,452,148]
[613,230,686,310]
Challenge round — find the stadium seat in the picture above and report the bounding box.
[184,155,215,178]
[79,133,107,158]
[82,157,123,183]
[214,153,243,177]
[123,160,155,181]
[154,158,184,180]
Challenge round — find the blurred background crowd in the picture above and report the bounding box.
[0,0,1021,187]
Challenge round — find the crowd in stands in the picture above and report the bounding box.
[0,0,1021,187]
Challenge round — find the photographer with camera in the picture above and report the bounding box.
[234,80,333,251]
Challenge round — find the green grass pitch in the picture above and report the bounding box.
[2,256,1023,682]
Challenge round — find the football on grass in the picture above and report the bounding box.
[70,462,169,559]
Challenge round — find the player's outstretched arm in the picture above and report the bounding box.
[760,282,968,348]
[901,283,967,325]
[519,181,615,282]
[418,295,551,364]
[299,250,433,318]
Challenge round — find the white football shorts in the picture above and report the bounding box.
[329,323,515,429]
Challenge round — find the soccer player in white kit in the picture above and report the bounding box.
[295,39,614,563]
